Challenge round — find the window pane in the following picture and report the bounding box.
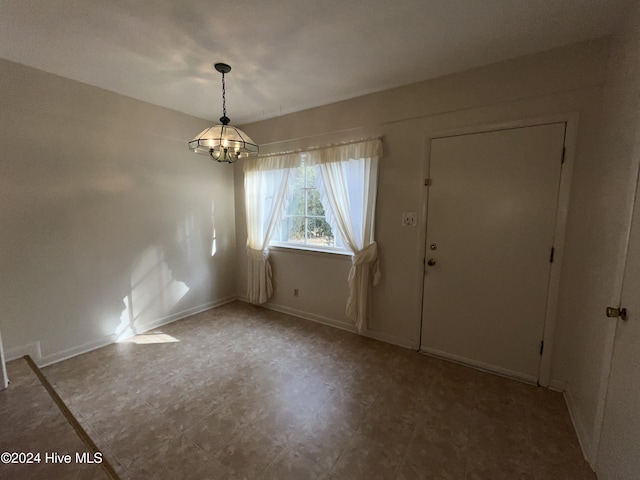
[307,188,325,216]
[307,217,334,246]
[286,188,305,216]
[304,165,316,189]
[284,216,305,243]
[289,165,305,193]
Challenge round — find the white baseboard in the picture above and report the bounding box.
[547,378,567,392]
[40,336,116,367]
[261,301,415,350]
[118,296,238,341]
[5,341,42,363]
[564,383,596,468]
[364,328,415,350]
[264,301,356,332]
[419,346,538,385]
[34,297,238,368]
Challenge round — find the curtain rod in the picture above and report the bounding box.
[257,136,383,159]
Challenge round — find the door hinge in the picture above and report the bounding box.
[540,340,544,355]
[549,247,555,263]
[424,178,432,186]
[561,147,566,164]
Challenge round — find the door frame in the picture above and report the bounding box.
[416,113,579,386]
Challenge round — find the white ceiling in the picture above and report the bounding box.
[0,0,630,125]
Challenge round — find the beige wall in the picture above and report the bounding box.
[0,59,237,365]
[235,37,636,463]
[235,39,610,347]
[555,1,640,468]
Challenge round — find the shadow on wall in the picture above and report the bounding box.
[0,168,223,357]
[114,201,218,341]
[115,244,190,340]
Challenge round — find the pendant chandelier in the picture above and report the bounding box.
[188,63,258,163]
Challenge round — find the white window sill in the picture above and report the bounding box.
[269,244,352,258]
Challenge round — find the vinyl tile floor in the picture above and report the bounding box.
[1,301,596,479]
[0,358,113,479]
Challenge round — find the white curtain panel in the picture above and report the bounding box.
[243,155,297,304]
[313,138,383,332]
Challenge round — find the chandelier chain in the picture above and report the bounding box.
[221,72,226,118]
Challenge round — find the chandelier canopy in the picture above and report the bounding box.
[189,63,258,163]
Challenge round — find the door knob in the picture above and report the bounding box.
[427,259,436,266]
[606,306,627,321]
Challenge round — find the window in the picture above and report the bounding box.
[244,137,381,319]
[271,154,346,252]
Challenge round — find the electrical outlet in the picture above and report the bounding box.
[402,212,417,227]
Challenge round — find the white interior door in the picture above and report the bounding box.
[596,175,640,479]
[421,123,565,382]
